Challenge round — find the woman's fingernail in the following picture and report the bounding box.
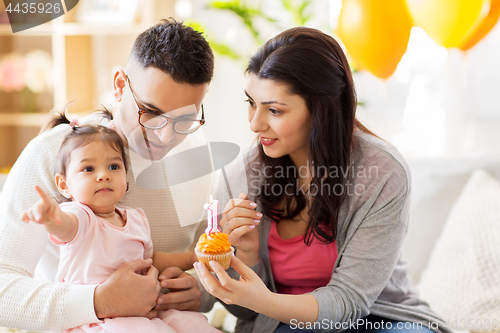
[256,212,263,217]
[157,298,164,304]
[159,275,166,280]
[254,219,261,223]
[250,202,257,207]
[250,225,255,229]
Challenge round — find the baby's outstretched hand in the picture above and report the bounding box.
[22,185,62,225]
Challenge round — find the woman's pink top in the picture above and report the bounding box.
[268,221,338,295]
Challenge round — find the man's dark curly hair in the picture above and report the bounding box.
[131,18,214,85]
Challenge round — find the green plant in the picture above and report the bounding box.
[208,0,277,45]
[281,0,313,26]
[198,0,313,61]
[193,0,363,104]
[184,20,241,60]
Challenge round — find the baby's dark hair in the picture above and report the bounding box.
[48,112,129,180]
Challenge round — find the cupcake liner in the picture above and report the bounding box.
[195,247,234,271]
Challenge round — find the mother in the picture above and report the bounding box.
[195,27,450,333]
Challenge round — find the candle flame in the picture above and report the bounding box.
[209,194,213,203]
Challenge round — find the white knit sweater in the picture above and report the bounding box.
[0,114,210,330]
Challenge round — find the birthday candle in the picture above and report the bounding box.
[204,195,221,234]
[213,197,219,230]
[204,202,213,235]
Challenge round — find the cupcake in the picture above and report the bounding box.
[195,232,234,271]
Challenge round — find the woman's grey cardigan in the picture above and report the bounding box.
[210,131,451,333]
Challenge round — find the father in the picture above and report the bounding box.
[0,19,214,330]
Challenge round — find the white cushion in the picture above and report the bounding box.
[403,155,500,283]
[418,169,500,333]
[403,159,472,283]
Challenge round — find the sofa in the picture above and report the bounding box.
[402,153,500,333]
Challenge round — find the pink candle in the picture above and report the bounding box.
[204,195,221,235]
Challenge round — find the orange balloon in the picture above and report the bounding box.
[460,0,500,50]
[336,0,412,79]
[405,0,487,48]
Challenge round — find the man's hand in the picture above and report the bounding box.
[94,258,161,319]
[156,267,201,311]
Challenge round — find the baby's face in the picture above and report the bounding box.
[61,141,127,215]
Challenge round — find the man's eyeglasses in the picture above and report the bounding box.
[126,75,205,134]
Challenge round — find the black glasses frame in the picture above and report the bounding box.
[126,75,205,134]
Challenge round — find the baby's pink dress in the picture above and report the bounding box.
[53,202,219,333]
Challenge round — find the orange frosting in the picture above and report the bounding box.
[196,232,231,254]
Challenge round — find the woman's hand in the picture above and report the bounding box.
[221,193,261,266]
[194,256,272,312]
[195,257,320,325]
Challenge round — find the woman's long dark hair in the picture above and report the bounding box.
[248,27,373,245]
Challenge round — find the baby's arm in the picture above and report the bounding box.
[152,251,198,273]
[21,185,78,243]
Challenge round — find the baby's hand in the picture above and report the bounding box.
[22,185,62,225]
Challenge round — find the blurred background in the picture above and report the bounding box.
[1,1,500,331]
[1,0,499,173]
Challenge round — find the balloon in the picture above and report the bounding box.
[337,0,413,79]
[460,0,500,51]
[405,0,488,48]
